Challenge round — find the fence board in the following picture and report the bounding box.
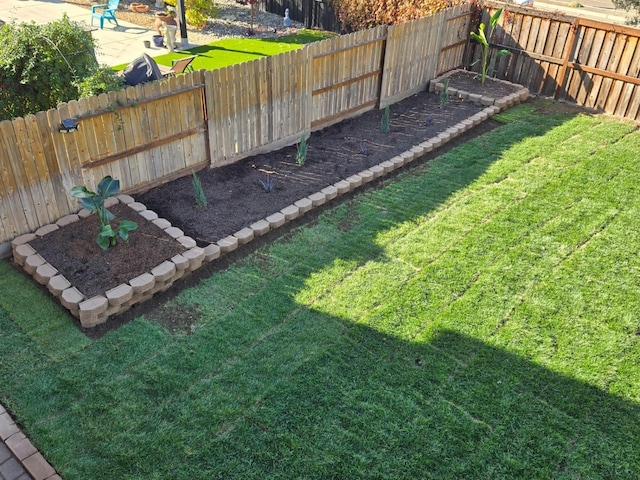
[22,115,59,225]
[380,7,472,107]
[438,7,472,75]
[34,110,71,218]
[0,120,30,240]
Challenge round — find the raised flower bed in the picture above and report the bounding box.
[12,70,529,329]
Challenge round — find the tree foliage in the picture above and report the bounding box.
[329,0,466,31]
[77,66,125,99]
[0,15,101,120]
[164,0,218,28]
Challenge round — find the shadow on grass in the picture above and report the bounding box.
[2,306,637,478]
[203,324,640,478]
[4,103,635,478]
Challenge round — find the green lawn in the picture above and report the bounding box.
[1,100,639,479]
[114,29,335,71]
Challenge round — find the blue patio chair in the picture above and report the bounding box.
[91,0,120,29]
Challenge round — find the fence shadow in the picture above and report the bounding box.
[3,102,637,478]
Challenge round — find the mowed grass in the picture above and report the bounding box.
[113,29,335,71]
[1,100,640,478]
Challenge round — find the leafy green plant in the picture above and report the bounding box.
[159,0,217,28]
[70,176,138,250]
[0,15,99,120]
[185,0,218,29]
[296,132,308,166]
[107,103,126,132]
[470,8,511,85]
[380,105,390,134]
[77,66,125,98]
[191,171,208,207]
[259,173,275,192]
[440,78,449,108]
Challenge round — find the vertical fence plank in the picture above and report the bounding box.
[0,120,30,240]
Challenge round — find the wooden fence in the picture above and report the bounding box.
[380,6,472,107]
[0,3,472,248]
[467,1,640,119]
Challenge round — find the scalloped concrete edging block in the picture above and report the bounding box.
[334,180,351,194]
[234,227,255,245]
[56,214,79,227]
[266,212,286,228]
[281,205,300,221]
[217,236,239,253]
[15,198,196,328]
[308,191,327,206]
[250,220,270,236]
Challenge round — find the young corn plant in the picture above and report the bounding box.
[470,8,511,85]
[70,176,138,250]
[191,171,208,207]
[440,78,450,108]
[296,132,308,166]
[380,105,390,134]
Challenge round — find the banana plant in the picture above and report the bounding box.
[470,8,511,85]
[70,175,138,250]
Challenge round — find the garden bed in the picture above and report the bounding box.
[12,70,528,329]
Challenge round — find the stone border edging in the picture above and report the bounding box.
[11,197,201,328]
[12,75,529,329]
[0,402,60,480]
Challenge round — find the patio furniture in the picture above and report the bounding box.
[91,0,120,29]
[158,56,196,77]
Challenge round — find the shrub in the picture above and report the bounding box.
[165,0,218,29]
[191,171,208,207]
[77,66,125,98]
[380,105,390,134]
[0,15,99,119]
[296,132,308,166]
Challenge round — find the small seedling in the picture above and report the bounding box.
[425,116,433,126]
[358,142,368,155]
[191,171,207,208]
[259,173,275,192]
[70,175,138,250]
[380,105,390,134]
[296,132,308,166]
[440,78,449,108]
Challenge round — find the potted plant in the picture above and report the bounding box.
[154,9,177,34]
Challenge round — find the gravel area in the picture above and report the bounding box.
[62,0,304,44]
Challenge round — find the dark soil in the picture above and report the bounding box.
[137,73,520,245]
[26,70,523,332]
[30,203,186,298]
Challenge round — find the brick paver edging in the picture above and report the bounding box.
[0,403,59,480]
[12,76,529,329]
[11,198,202,328]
